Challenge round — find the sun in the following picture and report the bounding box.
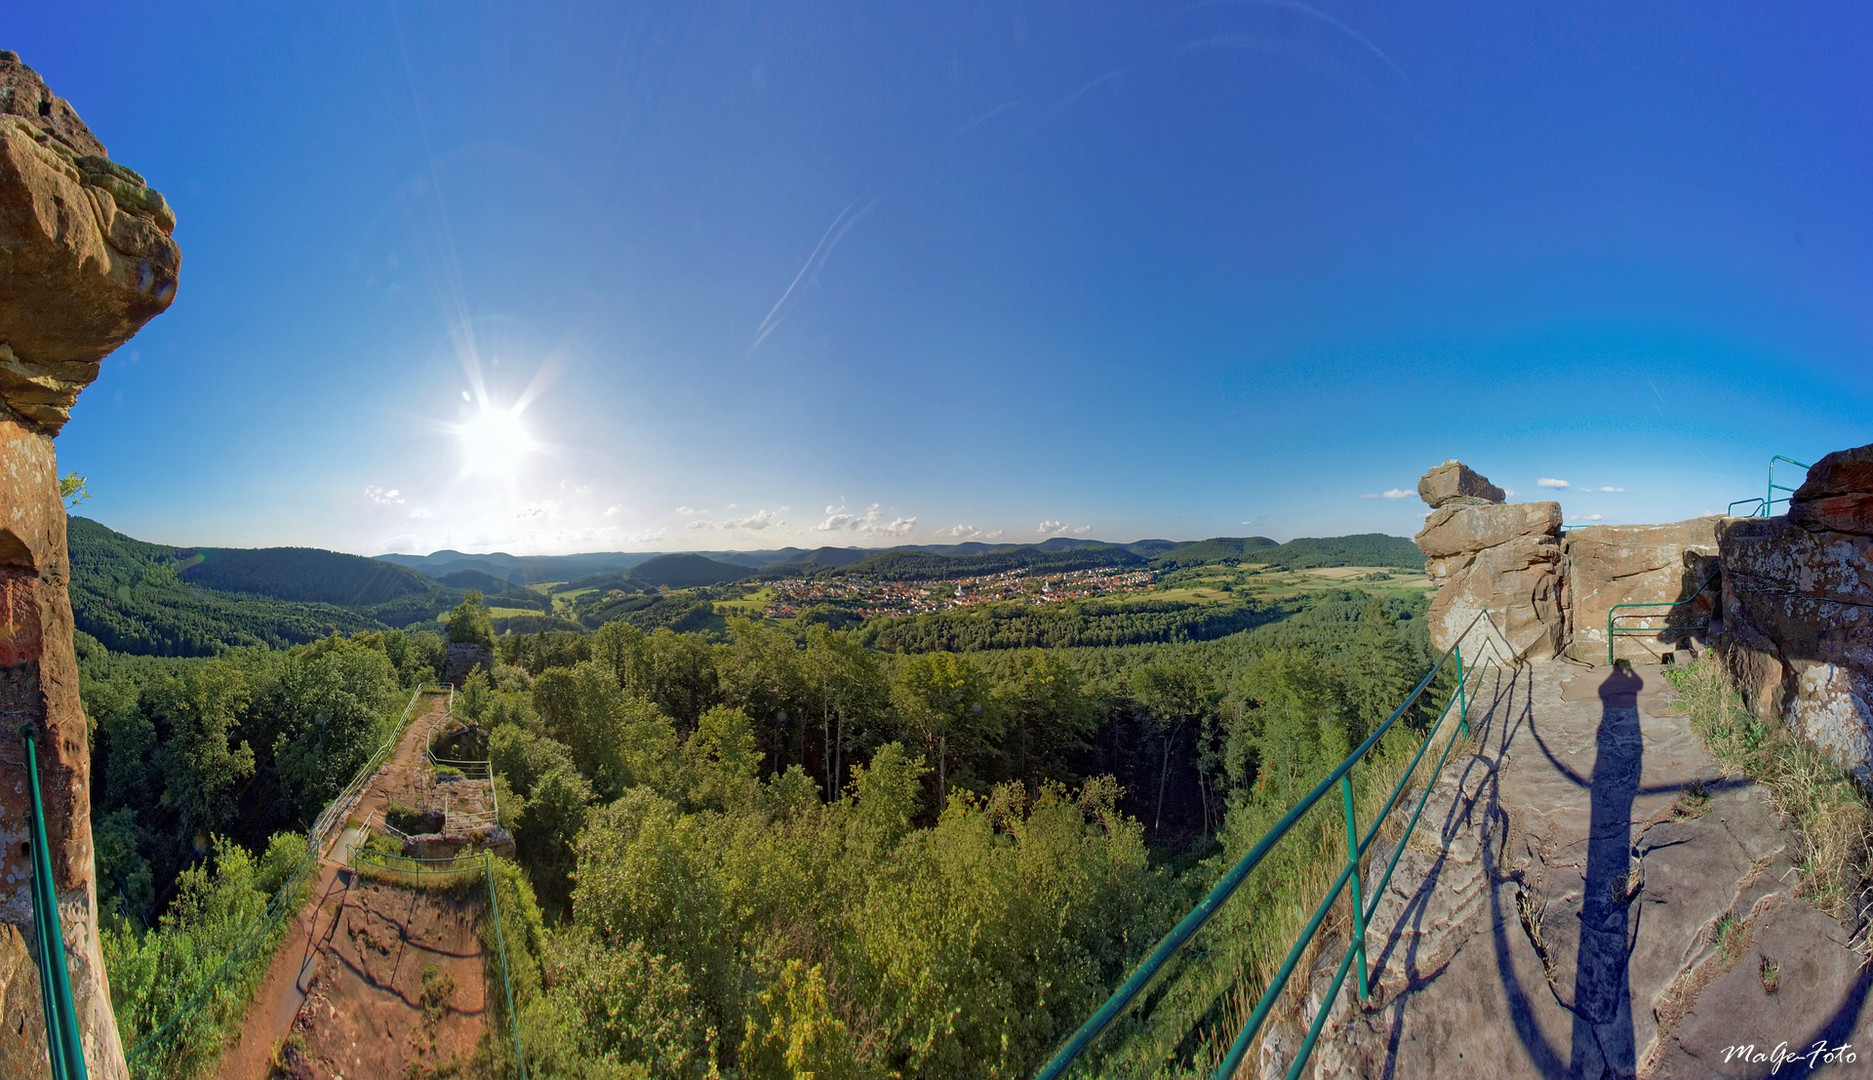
[457,403,535,480]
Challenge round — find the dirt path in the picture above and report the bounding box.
[214,690,455,1080]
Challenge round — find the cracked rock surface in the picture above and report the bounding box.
[1314,661,1872,1080]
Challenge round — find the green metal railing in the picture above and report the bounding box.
[1726,454,1810,517]
[1036,608,1511,1080]
[352,848,528,1078]
[1606,571,1719,666]
[23,729,89,1080]
[123,685,434,1077]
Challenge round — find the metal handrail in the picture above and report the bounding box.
[23,730,88,1080]
[1605,570,1720,666]
[1728,455,1811,518]
[1035,608,1514,1080]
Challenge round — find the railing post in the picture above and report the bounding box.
[1455,643,1469,739]
[23,732,88,1080]
[1339,773,1369,1004]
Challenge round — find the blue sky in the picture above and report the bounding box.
[12,2,1872,554]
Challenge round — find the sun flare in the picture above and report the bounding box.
[457,403,534,480]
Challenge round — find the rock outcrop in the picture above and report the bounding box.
[1416,459,1506,508]
[1717,446,1873,780]
[1414,463,1565,661]
[1563,518,1726,664]
[1,51,179,435]
[1,50,178,1079]
[443,642,494,686]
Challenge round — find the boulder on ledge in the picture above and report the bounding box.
[1417,460,1506,509]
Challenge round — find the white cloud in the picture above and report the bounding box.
[625,528,667,543]
[408,506,433,520]
[1361,493,1379,499]
[1382,489,1410,499]
[364,485,404,505]
[1504,489,1518,497]
[815,503,915,536]
[1037,520,1069,536]
[1072,525,1093,535]
[1241,520,1254,526]
[692,508,788,531]
[1570,513,1605,522]
[514,501,560,520]
[603,505,623,516]
[674,506,707,516]
[946,524,1005,541]
[1537,478,1570,489]
[1598,486,1625,493]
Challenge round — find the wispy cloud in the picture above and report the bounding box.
[1597,486,1625,493]
[751,197,879,353]
[815,503,915,536]
[674,506,707,516]
[690,508,787,531]
[603,505,623,516]
[408,506,433,520]
[365,485,404,505]
[1570,513,1605,522]
[1537,477,1570,489]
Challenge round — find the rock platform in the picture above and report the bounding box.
[1316,658,1873,1080]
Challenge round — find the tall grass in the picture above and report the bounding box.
[1665,655,1873,928]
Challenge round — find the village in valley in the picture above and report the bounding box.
[756,567,1159,619]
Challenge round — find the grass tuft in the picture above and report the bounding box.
[1666,655,1873,931]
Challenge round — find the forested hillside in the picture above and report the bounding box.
[68,518,385,654]
[68,518,547,654]
[82,536,1439,1077]
[179,545,436,606]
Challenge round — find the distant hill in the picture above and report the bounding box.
[67,518,386,655]
[837,544,1148,581]
[1248,534,1425,570]
[435,568,518,593]
[1146,537,1281,568]
[180,545,437,607]
[628,553,752,589]
[377,549,660,584]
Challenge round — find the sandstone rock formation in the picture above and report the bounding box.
[1717,445,1873,780]
[1,50,179,435]
[1563,517,1726,664]
[1416,459,1506,508]
[1414,463,1565,661]
[1,50,178,1080]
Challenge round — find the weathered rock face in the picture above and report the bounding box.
[1,50,178,1080]
[443,642,494,686]
[1,51,179,435]
[1786,442,1873,536]
[1717,454,1873,779]
[1416,459,1506,509]
[1562,517,1727,664]
[1413,462,1565,661]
